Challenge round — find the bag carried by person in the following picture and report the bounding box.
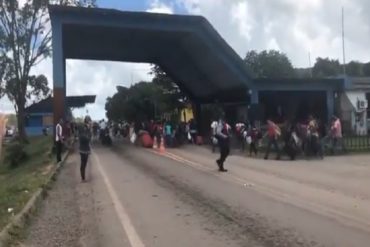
[212,136,218,145]
[246,136,252,145]
[187,132,192,141]
[196,136,203,145]
[130,133,137,144]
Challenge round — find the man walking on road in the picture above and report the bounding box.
[79,119,91,182]
[55,119,64,163]
[264,119,281,160]
[215,115,231,172]
[330,115,343,154]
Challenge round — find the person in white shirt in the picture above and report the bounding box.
[210,120,218,153]
[99,119,107,142]
[99,119,106,130]
[55,119,63,163]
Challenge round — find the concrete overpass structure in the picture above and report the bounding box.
[49,5,344,126]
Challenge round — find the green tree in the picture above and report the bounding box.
[150,65,187,111]
[0,0,97,141]
[345,61,363,76]
[106,82,166,123]
[312,57,342,77]
[0,0,52,141]
[362,62,370,76]
[244,50,295,78]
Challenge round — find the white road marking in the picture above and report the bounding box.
[92,152,145,247]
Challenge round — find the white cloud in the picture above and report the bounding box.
[230,1,254,42]
[18,0,27,7]
[178,0,370,67]
[65,60,153,120]
[0,97,14,114]
[147,0,174,14]
[0,60,153,120]
[3,0,370,120]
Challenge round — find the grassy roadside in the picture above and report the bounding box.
[0,136,54,230]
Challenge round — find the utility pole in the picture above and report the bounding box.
[342,6,346,75]
[308,52,312,77]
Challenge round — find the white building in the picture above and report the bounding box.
[338,77,370,135]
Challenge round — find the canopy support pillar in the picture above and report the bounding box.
[327,90,334,123]
[52,18,66,131]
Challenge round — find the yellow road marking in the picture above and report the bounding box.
[147,149,253,188]
[93,152,145,247]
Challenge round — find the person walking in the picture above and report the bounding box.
[55,119,64,163]
[210,120,218,153]
[164,121,173,148]
[330,116,343,154]
[264,119,281,160]
[79,122,91,182]
[215,116,231,172]
[189,119,197,144]
[235,122,246,151]
[248,125,260,156]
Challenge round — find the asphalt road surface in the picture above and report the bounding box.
[22,142,370,247]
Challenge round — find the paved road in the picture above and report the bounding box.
[22,142,370,247]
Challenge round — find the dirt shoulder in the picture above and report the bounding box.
[13,153,99,247]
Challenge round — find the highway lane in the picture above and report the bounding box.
[83,143,370,247]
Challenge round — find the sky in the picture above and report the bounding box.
[1,0,370,120]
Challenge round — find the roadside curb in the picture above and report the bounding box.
[0,150,71,247]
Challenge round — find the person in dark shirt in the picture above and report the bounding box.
[248,126,260,156]
[79,123,91,182]
[215,116,231,172]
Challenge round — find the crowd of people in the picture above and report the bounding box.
[128,118,201,147]
[208,114,344,171]
[225,115,344,161]
[54,112,344,178]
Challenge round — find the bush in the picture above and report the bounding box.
[4,142,28,169]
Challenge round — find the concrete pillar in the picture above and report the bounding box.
[248,89,260,125]
[251,89,259,104]
[194,103,202,136]
[52,18,66,128]
[326,90,334,123]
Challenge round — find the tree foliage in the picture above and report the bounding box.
[106,82,167,123]
[150,65,187,110]
[0,0,52,141]
[244,50,295,78]
[106,66,191,123]
[345,61,363,77]
[312,58,369,77]
[312,57,342,77]
[363,62,370,77]
[0,0,97,141]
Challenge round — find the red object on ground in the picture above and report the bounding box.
[141,133,153,148]
[196,136,203,145]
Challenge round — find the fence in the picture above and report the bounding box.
[342,135,370,151]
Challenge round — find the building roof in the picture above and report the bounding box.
[253,78,345,91]
[348,77,370,90]
[25,95,96,114]
[49,5,253,104]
